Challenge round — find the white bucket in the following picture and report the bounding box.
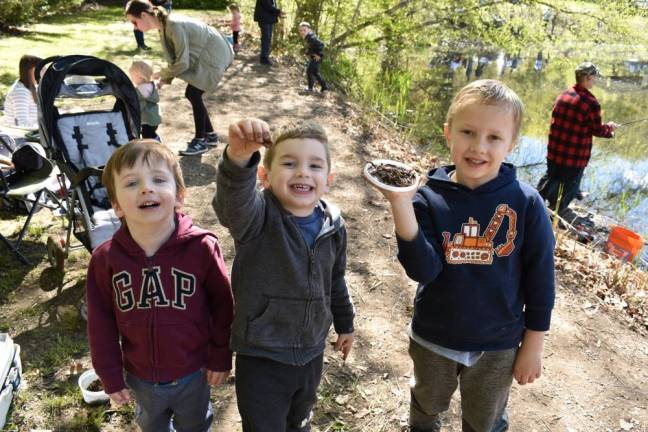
[78,369,109,404]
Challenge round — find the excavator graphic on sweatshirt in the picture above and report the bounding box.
[441,204,518,265]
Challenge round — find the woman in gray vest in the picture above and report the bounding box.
[125,0,233,156]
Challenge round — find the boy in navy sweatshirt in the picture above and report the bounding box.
[213,119,355,431]
[86,139,234,432]
[299,22,328,93]
[366,80,555,431]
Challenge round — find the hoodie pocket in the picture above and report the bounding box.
[246,297,332,349]
[156,321,209,368]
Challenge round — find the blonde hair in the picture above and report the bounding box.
[129,60,153,82]
[446,79,524,140]
[263,121,331,172]
[102,139,185,205]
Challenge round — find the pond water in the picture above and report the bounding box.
[428,51,648,264]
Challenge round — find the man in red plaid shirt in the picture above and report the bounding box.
[537,62,618,215]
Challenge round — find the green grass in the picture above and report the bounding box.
[0,6,227,105]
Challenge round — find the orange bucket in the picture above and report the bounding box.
[606,226,644,262]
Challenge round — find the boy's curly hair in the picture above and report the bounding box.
[446,79,524,140]
[102,139,185,204]
[263,121,331,172]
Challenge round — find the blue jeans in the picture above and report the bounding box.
[258,23,274,62]
[536,160,585,215]
[126,370,213,432]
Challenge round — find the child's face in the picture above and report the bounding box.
[112,156,183,232]
[444,102,516,189]
[298,26,309,38]
[129,68,144,86]
[259,138,333,217]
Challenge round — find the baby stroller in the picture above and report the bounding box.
[36,55,140,269]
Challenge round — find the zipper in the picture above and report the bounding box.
[145,255,158,381]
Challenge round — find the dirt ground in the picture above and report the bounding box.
[1,38,647,432]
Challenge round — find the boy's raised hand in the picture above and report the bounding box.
[227,118,272,167]
[108,388,132,407]
[206,369,230,387]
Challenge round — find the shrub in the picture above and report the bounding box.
[0,0,83,30]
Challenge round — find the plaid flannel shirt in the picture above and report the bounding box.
[547,84,613,168]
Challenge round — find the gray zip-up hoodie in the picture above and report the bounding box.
[213,150,355,366]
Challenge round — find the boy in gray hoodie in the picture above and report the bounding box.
[213,118,355,432]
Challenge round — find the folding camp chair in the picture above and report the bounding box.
[0,142,63,264]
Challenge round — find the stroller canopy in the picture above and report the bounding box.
[37,55,140,153]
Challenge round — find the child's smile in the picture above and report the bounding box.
[445,103,516,189]
[261,138,333,217]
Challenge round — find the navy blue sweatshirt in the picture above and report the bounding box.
[397,163,555,351]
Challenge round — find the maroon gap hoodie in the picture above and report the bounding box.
[86,212,233,394]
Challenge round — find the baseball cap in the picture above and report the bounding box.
[575,62,601,77]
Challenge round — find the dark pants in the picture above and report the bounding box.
[184,84,213,140]
[134,30,145,48]
[307,59,327,91]
[259,23,274,63]
[233,31,240,45]
[536,160,585,215]
[235,354,323,432]
[408,340,515,432]
[141,124,159,140]
[125,370,213,432]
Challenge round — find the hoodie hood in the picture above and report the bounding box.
[426,162,517,195]
[112,212,215,256]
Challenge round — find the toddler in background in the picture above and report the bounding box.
[129,60,162,140]
[229,4,242,52]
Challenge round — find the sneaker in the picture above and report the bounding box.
[138,44,152,51]
[204,132,219,147]
[233,43,240,53]
[179,138,208,156]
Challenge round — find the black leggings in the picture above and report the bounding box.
[185,84,214,139]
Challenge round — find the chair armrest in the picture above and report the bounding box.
[70,166,104,189]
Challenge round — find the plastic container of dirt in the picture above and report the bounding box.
[363,159,420,193]
[78,369,109,404]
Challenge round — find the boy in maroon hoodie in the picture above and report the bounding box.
[86,139,234,432]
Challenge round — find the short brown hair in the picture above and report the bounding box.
[102,139,185,204]
[263,121,331,172]
[446,79,524,140]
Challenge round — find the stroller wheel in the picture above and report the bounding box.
[47,236,66,271]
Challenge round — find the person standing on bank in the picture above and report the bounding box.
[254,0,284,65]
[125,0,234,156]
[537,62,618,216]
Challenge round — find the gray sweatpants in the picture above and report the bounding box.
[408,338,517,432]
[125,370,213,432]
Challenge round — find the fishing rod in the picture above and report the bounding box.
[618,117,648,127]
